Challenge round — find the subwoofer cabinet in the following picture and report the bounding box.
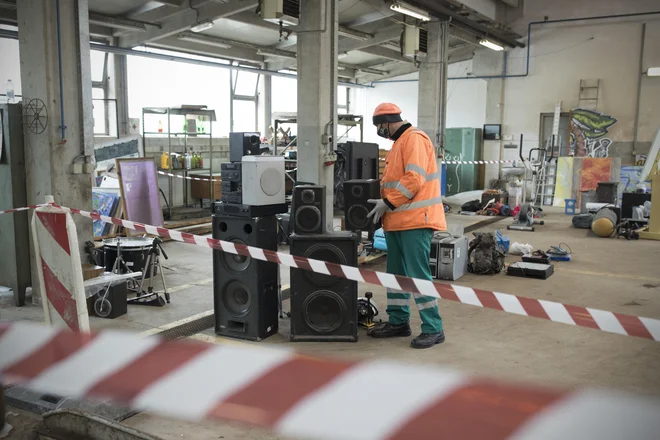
[343,179,381,233]
[291,185,326,234]
[289,232,359,342]
[212,215,279,341]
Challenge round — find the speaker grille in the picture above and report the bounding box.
[303,290,346,333]
[221,280,252,317]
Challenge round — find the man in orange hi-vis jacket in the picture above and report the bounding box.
[367,103,447,349]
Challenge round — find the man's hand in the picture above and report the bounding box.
[367,199,391,224]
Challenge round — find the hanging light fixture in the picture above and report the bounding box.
[479,39,505,51]
[390,2,430,22]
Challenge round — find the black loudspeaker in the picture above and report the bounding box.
[337,142,379,180]
[292,185,326,234]
[229,132,261,162]
[212,215,279,341]
[343,179,381,232]
[289,232,358,342]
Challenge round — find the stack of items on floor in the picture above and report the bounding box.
[92,184,123,238]
[457,189,515,217]
[554,157,653,239]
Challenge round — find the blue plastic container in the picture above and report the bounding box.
[565,198,577,215]
[373,228,387,251]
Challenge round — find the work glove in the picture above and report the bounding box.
[367,199,391,224]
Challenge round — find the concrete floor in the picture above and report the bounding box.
[3,208,660,439]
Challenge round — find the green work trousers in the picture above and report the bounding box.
[385,228,443,334]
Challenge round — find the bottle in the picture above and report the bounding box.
[172,154,179,170]
[6,80,15,103]
[160,151,170,169]
[157,120,163,133]
[198,153,204,169]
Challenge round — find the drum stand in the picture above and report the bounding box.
[128,237,170,307]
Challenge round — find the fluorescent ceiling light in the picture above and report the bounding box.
[190,20,214,33]
[479,39,504,51]
[648,67,660,76]
[390,2,430,22]
[256,49,297,59]
[178,34,231,49]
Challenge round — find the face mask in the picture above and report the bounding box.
[377,125,390,139]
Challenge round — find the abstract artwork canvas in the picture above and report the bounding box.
[92,190,120,237]
[552,157,574,207]
[580,158,611,192]
[618,166,651,200]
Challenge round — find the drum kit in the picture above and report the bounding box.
[95,236,170,317]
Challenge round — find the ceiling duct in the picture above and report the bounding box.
[261,0,300,26]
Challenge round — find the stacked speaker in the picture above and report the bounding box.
[289,185,359,342]
[343,179,381,234]
[212,132,286,341]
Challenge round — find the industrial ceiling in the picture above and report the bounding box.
[0,0,524,84]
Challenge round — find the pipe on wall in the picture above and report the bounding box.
[632,23,646,155]
[371,10,660,85]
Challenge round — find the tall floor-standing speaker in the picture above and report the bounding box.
[344,179,381,233]
[289,232,359,342]
[213,215,279,341]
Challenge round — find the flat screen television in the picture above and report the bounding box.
[483,124,501,140]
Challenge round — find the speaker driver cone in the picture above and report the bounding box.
[302,243,346,286]
[221,238,251,273]
[295,206,321,233]
[347,205,370,230]
[303,290,346,333]
[222,280,252,317]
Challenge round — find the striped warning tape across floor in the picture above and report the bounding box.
[0,203,49,215]
[157,170,220,181]
[442,160,517,165]
[1,320,660,440]
[34,202,659,343]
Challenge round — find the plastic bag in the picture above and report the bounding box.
[510,242,533,255]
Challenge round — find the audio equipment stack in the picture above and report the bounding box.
[212,132,287,342]
[289,184,359,342]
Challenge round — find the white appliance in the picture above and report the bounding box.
[241,156,286,206]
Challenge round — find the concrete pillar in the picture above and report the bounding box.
[417,21,448,152]
[108,44,129,137]
[296,0,338,228]
[261,74,272,137]
[17,0,94,277]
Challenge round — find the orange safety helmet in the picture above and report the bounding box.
[373,102,403,125]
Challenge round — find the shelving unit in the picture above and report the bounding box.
[141,106,217,219]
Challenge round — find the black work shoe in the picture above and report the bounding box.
[410,331,445,349]
[368,322,412,338]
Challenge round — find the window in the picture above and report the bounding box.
[92,87,107,135]
[232,100,257,132]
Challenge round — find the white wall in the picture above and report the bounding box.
[351,60,488,149]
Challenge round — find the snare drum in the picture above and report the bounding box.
[103,237,157,277]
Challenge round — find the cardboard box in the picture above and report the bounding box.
[82,264,104,281]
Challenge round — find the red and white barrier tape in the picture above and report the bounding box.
[1,321,659,440]
[3,203,660,342]
[157,170,220,181]
[442,160,517,165]
[0,203,49,215]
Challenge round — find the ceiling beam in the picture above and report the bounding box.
[342,0,396,27]
[148,36,263,64]
[359,46,410,63]
[118,0,258,48]
[88,12,161,32]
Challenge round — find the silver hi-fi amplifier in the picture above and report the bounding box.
[430,234,468,281]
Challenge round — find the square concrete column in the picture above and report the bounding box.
[296,0,338,228]
[417,21,449,152]
[17,0,95,285]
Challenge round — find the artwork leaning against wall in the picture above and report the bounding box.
[569,108,618,158]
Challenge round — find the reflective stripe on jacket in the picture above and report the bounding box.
[381,127,447,232]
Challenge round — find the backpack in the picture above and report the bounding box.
[467,232,505,275]
[461,200,482,212]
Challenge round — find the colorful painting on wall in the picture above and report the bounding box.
[580,158,612,191]
[570,108,617,158]
[552,157,574,207]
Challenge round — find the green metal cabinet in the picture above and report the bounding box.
[444,128,482,196]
